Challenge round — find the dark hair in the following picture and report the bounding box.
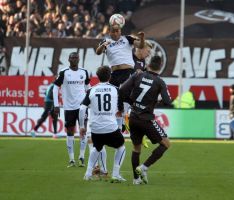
[96,66,111,82]
[148,55,162,71]
[69,52,78,59]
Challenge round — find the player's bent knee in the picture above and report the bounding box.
[133,144,141,153]
[161,138,170,149]
[66,127,75,136]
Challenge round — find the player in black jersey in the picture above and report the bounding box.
[131,40,153,147]
[119,55,171,184]
[133,40,153,72]
[118,40,153,138]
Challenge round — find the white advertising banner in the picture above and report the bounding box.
[0,107,68,136]
[0,106,231,139]
[0,107,130,137]
[215,110,231,139]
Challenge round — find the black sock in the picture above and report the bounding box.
[132,151,140,179]
[144,144,167,167]
[34,125,39,131]
[53,119,57,134]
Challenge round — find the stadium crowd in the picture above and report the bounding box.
[0,0,154,44]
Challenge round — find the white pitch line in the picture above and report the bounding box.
[1,137,234,144]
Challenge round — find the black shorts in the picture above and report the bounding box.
[91,129,125,151]
[64,109,87,128]
[109,68,134,87]
[129,117,167,145]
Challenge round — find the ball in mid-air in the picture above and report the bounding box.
[109,14,125,28]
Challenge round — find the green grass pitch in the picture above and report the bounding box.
[0,138,234,200]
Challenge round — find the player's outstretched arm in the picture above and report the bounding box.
[96,40,111,55]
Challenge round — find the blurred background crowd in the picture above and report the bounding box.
[1,0,233,53]
[0,0,154,44]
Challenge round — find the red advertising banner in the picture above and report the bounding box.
[0,76,232,108]
[0,76,54,106]
[0,76,99,107]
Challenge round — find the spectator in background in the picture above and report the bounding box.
[1,0,151,38]
[57,20,67,37]
[229,84,234,140]
[73,22,83,37]
[32,82,59,138]
[96,24,109,39]
[30,11,44,36]
[104,4,115,20]
[83,21,98,38]
[172,91,195,109]
[15,0,24,13]
[0,12,6,52]
[95,12,106,32]
[61,14,73,36]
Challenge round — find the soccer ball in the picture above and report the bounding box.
[109,14,125,28]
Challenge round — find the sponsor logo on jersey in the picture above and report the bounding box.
[67,81,84,84]
[109,39,126,48]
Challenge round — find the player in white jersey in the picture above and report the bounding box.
[96,22,145,131]
[53,52,90,168]
[96,24,145,88]
[79,66,126,183]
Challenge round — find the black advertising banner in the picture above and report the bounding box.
[2,37,234,79]
[1,37,234,108]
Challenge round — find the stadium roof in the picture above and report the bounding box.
[132,0,234,39]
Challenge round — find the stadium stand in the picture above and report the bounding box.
[0,0,155,40]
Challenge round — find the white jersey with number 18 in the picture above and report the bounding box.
[81,82,119,134]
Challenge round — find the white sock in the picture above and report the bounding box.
[66,136,74,161]
[112,145,126,177]
[88,143,93,156]
[85,147,99,177]
[99,146,107,173]
[79,136,87,159]
[141,164,148,171]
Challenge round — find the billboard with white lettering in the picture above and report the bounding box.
[1,37,234,108]
[2,37,234,79]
